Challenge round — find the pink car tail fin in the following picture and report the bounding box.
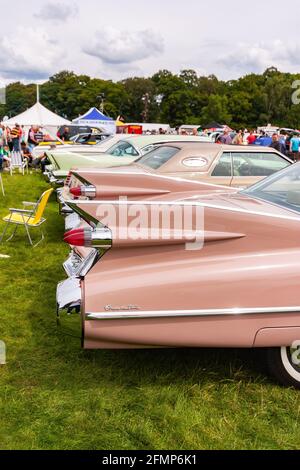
[70,169,236,201]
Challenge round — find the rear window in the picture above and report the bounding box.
[136,146,180,170]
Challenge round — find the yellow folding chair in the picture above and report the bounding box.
[0,188,54,247]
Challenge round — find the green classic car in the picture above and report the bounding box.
[45,152,136,186]
[44,134,213,185]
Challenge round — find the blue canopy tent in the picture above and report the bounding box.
[73,107,116,134]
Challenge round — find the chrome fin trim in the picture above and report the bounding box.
[72,172,92,186]
[66,202,99,227]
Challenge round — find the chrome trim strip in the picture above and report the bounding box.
[86,306,300,321]
[64,199,300,223]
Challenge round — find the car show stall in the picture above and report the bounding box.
[73,107,116,135]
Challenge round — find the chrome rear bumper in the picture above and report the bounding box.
[43,171,51,181]
[56,277,82,339]
[65,212,81,231]
[61,204,74,216]
[63,248,99,278]
[57,248,100,342]
[44,171,65,188]
[56,189,74,216]
[63,251,83,277]
[51,178,65,188]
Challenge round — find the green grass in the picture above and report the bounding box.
[0,173,300,450]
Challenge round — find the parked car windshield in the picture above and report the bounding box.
[135,146,180,170]
[71,134,108,145]
[243,163,300,213]
[94,135,114,146]
[107,141,139,157]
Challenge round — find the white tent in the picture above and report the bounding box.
[3,101,71,136]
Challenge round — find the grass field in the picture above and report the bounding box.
[0,173,300,450]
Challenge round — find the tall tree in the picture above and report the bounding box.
[200,95,232,125]
[1,67,300,129]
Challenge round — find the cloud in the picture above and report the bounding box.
[34,2,78,22]
[83,27,164,65]
[0,28,64,80]
[219,40,300,73]
[93,62,144,82]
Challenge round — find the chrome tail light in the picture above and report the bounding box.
[70,185,96,199]
[63,226,112,281]
[62,203,112,278]
[64,226,112,249]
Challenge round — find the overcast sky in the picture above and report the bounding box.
[1,0,300,84]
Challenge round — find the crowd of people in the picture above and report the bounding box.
[215,129,300,161]
[146,126,300,162]
[0,124,48,170]
[1,121,300,173]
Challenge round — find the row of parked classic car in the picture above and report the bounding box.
[46,134,300,389]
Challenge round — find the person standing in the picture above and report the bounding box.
[5,127,12,151]
[232,130,243,145]
[247,130,257,145]
[61,126,70,141]
[20,125,26,144]
[285,133,293,155]
[3,126,10,148]
[269,134,287,155]
[0,125,4,152]
[27,126,38,153]
[34,126,44,144]
[21,142,32,166]
[290,133,300,162]
[219,130,232,145]
[10,124,21,152]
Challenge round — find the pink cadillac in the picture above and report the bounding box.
[57,163,300,388]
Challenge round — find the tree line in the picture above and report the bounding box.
[2,67,300,129]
